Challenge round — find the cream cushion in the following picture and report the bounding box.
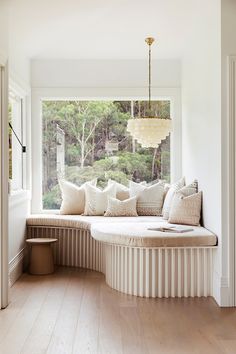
[162,177,185,219]
[129,180,165,216]
[104,197,138,217]
[168,191,202,226]
[84,183,116,216]
[27,215,217,247]
[108,180,130,201]
[27,214,164,230]
[91,222,217,247]
[59,179,96,215]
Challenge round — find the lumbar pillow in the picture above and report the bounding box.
[104,196,138,217]
[108,180,130,201]
[59,179,96,215]
[129,180,165,216]
[84,183,116,216]
[168,191,202,226]
[162,177,185,219]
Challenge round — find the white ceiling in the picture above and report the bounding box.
[9,0,214,60]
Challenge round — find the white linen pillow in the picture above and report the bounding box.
[168,191,202,226]
[104,196,138,217]
[84,183,116,216]
[108,180,130,201]
[59,179,96,215]
[129,180,165,216]
[162,177,185,219]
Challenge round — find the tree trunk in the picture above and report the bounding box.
[151,148,157,179]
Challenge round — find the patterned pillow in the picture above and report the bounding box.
[129,180,165,216]
[104,197,138,217]
[168,191,202,226]
[59,179,96,215]
[84,183,116,216]
[177,180,198,197]
[162,177,185,219]
[108,180,130,201]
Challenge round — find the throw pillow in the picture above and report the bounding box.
[59,179,96,215]
[104,196,138,217]
[129,180,165,216]
[162,177,185,219]
[108,180,130,201]
[84,183,116,216]
[168,191,202,226]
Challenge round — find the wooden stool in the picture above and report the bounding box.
[26,238,58,275]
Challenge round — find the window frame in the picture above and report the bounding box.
[31,87,182,213]
[9,79,29,196]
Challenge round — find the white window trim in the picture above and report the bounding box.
[31,87,182,213]
[9,79,31,197]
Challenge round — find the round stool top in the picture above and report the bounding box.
[26,238,58,244]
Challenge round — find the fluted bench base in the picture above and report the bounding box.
[27,222,217,298]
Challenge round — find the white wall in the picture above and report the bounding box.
[31,59,181,88]
[7,10,32,284]
[182,2,222,303]
[0,0,8,64]
[221,0,236,306]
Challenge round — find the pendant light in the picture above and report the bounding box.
[127,37,172,148]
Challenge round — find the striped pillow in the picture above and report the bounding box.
[104,197,138,217]
[129,181,165,216]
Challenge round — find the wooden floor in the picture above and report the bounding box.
[0,268,236,354]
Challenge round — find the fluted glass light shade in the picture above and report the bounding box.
[127,37,172,148]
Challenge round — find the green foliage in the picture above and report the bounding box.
[42,100,171,209]
[43,184,61,209]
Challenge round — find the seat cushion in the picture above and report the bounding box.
[90,222,217,247]
[27,214,164,230]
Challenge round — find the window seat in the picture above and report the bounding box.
[26,214,217,298]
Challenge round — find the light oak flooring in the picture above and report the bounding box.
[0,267,236,354]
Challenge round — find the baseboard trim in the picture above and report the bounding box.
[9,248,25,287]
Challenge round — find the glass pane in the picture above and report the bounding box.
[42,100,171,209]
[9,97,23,190]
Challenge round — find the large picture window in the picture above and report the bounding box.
[42,100,170,209]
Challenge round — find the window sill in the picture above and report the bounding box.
[9,189,31,209]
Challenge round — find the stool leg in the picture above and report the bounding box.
[29,244,54,275]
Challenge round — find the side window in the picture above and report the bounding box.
[9,94,23,191]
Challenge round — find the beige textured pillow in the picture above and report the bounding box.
[84,183,116,216]
[59,179,96,215]
[168,191,202,226]
[162,177,185,219]
[178,180,198,196]
[129,180,165,216]
[108,180,130,201]
[104,197,138,217]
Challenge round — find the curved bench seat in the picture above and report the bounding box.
[27,214,164,230]
[91,222,217,248]
[27,214,217,298]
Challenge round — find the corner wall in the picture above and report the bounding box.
[8,12,32,285]
[221,0,236,306]
[181,2,222,303]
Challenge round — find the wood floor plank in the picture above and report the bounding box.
[72,271,101,354]
[98,283,123,354]
[46,269,85,354]
[0,274,54,354]
[20,269,72,354]
[0,268,236,354]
